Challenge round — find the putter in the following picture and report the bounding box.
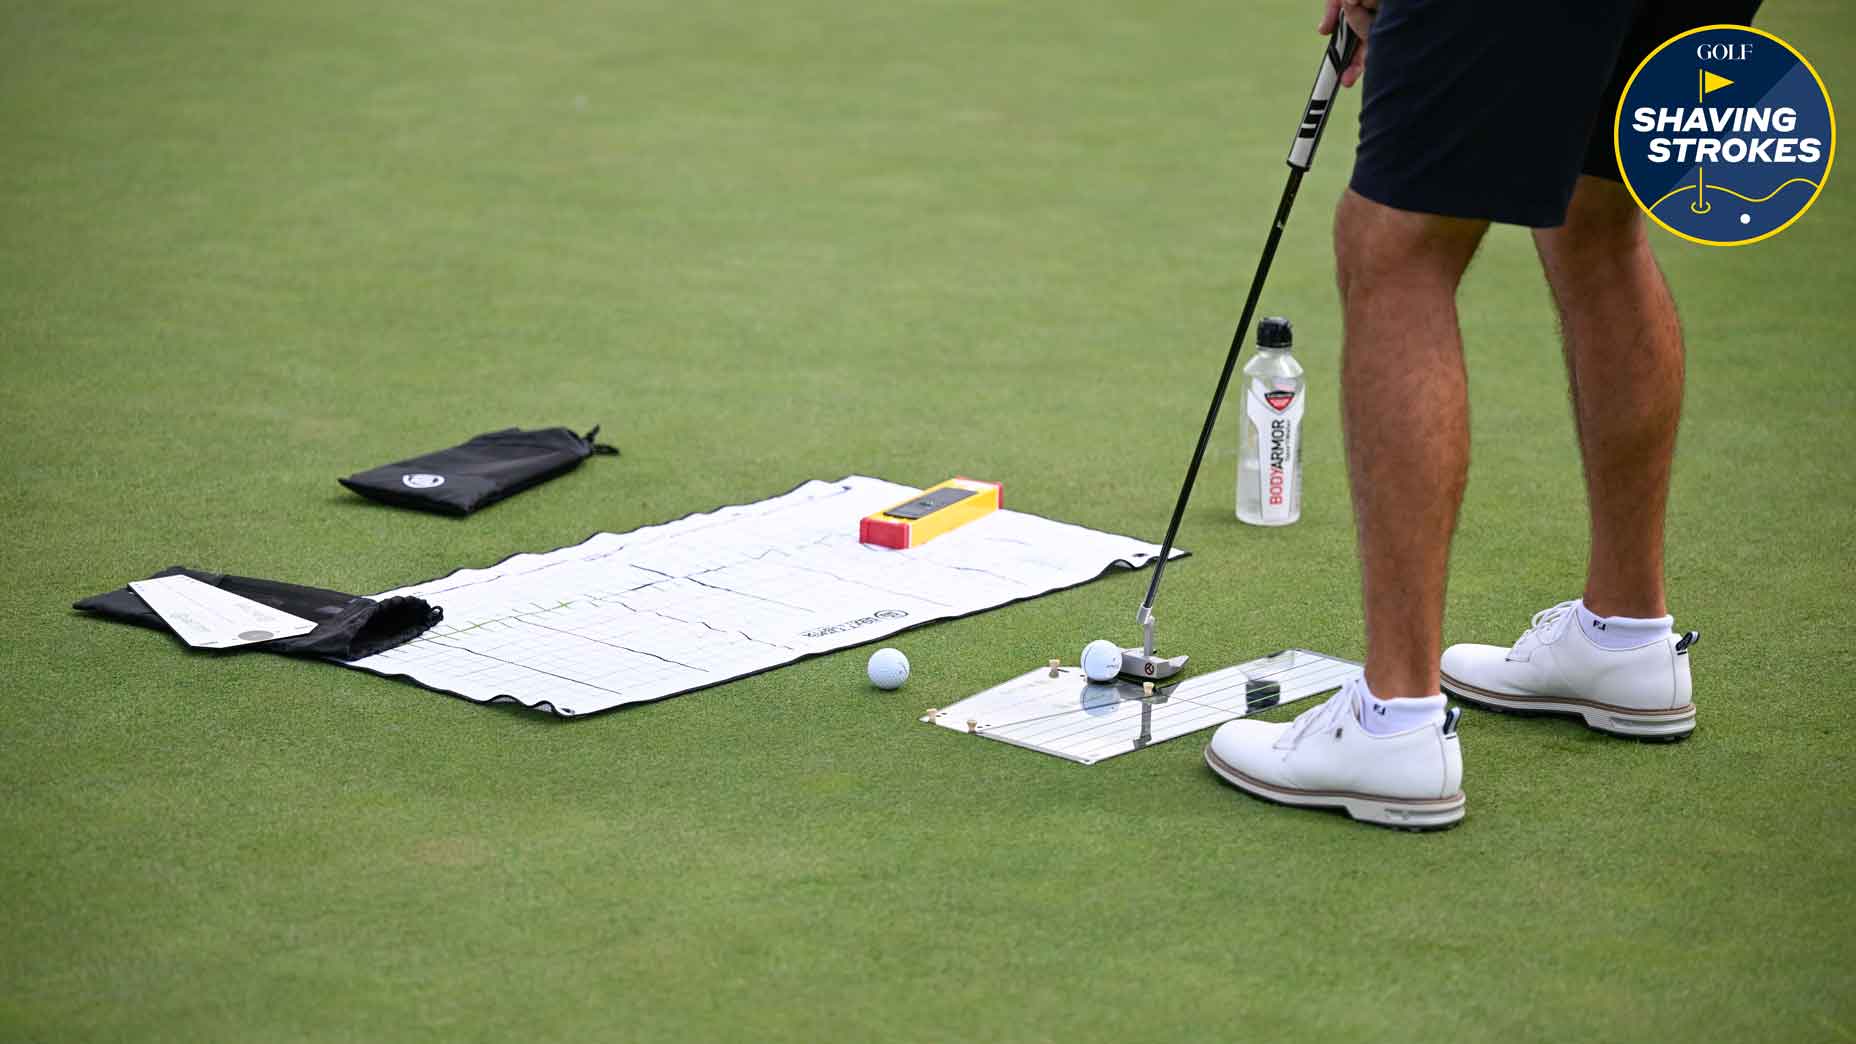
[1122,20,1362,682]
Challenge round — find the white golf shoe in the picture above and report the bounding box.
[1440,600,1698,740]
[1204,677,1466,831]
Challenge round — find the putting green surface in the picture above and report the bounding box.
[4,2,1852,1040]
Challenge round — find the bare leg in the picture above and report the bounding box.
[1334,189,1488,699]
[1533,177,1683,619]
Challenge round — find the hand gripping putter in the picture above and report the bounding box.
[1122,22,1361,683]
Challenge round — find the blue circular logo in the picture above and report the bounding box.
[1615,25,1834,246]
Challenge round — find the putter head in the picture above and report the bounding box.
[1120,647,1188,681]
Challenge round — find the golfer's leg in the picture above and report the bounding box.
[1335,189,1487,699]
[1533,177,1682,619]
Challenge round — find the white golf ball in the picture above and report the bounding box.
[1080,639,1123,682]
[867,647,910,690]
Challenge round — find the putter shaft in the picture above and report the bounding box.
[1137,23,1360,625]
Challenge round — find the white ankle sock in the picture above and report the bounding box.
[1574,600,1674,650]
[1356,680,1446,736]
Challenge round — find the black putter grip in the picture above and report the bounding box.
[1287,17,1360,171]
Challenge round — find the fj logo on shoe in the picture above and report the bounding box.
[1614,25,1834,246]
[400,473,446,489]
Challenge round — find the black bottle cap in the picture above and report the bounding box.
[1257,316,1293,349]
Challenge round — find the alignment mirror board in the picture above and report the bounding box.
[923,649,1357,765]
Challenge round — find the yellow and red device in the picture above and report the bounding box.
[859,477,1003,549]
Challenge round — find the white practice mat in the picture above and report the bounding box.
[343,476,1182,716]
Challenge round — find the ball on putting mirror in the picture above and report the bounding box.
[867,647,910,690]
[1080,639,1123,682]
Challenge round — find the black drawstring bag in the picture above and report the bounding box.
[74,566,441,661]
[339,425,618,516]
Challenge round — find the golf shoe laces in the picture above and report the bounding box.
[1509,600,1579,659]
[1279,678,1361,749]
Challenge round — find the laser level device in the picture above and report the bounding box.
[859,477,1003,549]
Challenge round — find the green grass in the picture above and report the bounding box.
[3,1,1853,1040]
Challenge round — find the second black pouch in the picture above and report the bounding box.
[340,425,618,516]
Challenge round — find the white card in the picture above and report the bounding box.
[129,575,319,649]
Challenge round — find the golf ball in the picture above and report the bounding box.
[867,647,910,690]
[1080,639,1122,682]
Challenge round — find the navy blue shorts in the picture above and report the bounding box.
[1349,0,1763,227]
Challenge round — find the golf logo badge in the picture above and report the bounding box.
[1615,25,1834,246]
[400,473,445,489]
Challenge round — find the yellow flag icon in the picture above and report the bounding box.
[1702,70,1734,97]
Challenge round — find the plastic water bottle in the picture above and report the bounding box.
[1237,316,1305,526]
